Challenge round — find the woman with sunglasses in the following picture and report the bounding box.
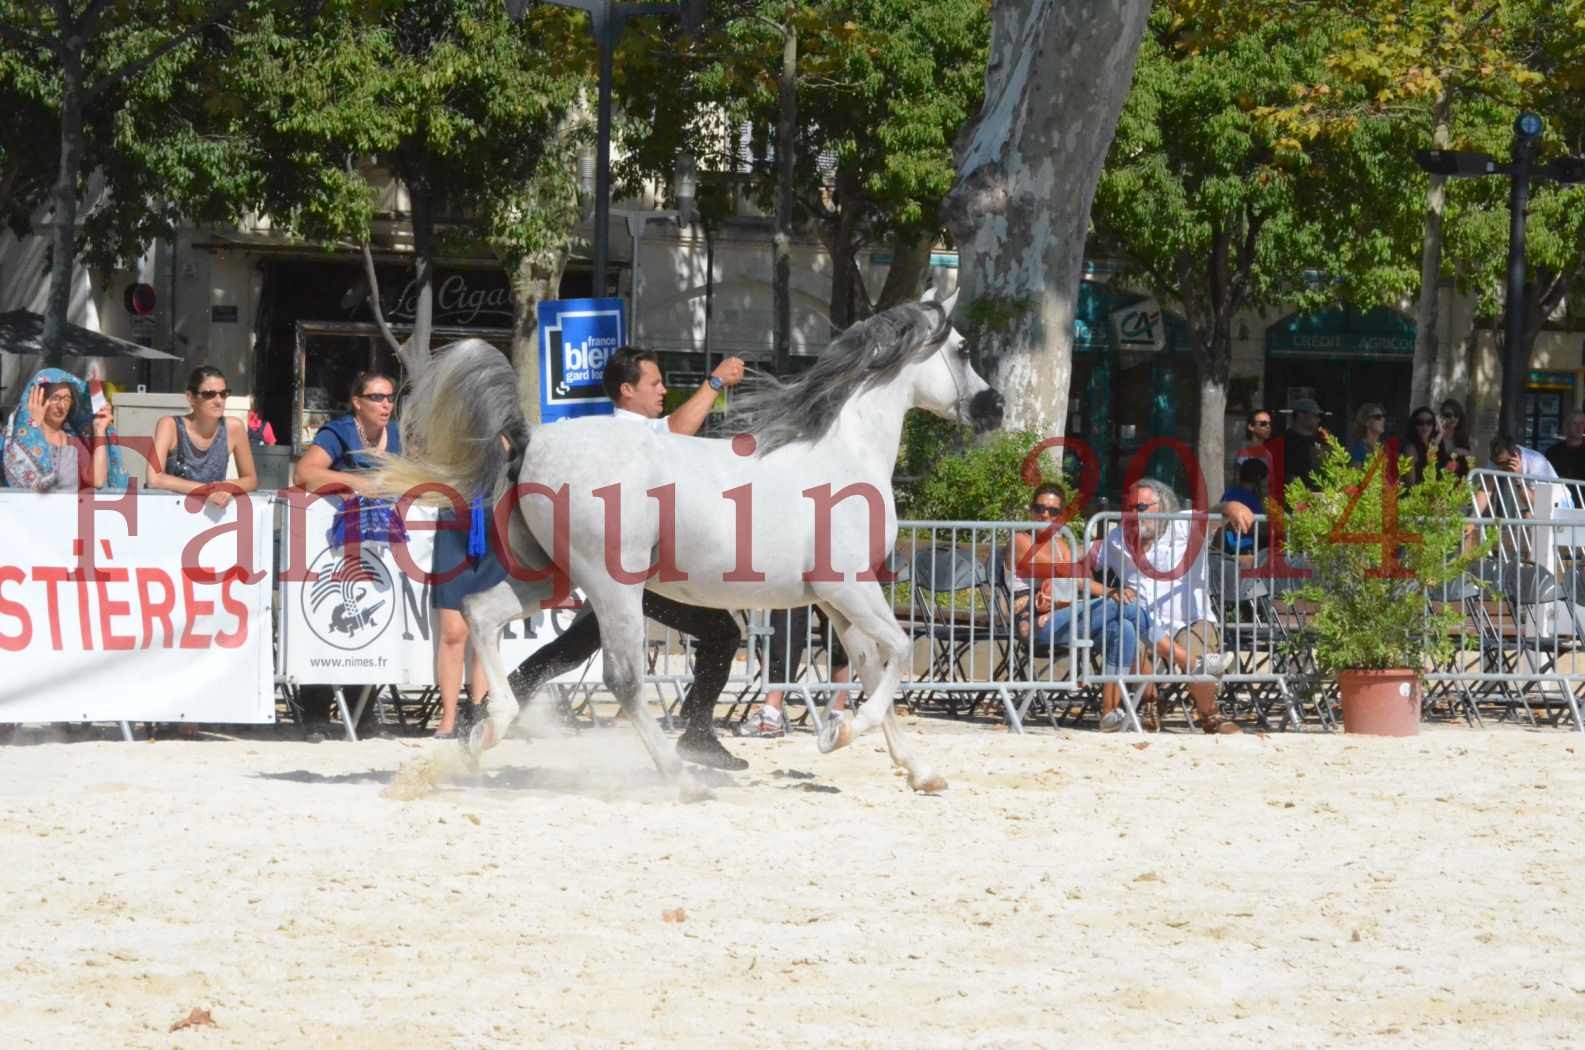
[1402,407,1441,485]
[293,371,401,496]
[1436,398,1473,479]
[1347,402,1387,466]
[147,366,258,506]
[1006,483,1150,724]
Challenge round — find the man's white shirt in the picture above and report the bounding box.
[1091,517,1214,644]
[613,406,671,434]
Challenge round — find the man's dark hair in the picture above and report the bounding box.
[602,346,660,401]
[1489,433,1521,461]
[1236,456,1269,487]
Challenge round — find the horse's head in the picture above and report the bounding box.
[915,287,1004,434]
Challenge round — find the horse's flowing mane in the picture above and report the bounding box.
[721,301,950,454]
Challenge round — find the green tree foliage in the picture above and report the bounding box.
[226,0,588,364]
[1182,0,1585,414]
[0,0,254,360]
[1091,6,1418,496]
[616,0,988,328]
[896,415,1068,522]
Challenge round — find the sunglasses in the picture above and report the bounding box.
[1413,418,1435,427]
[1029,503,1064,517]
[1368,413,1385,420]
[357,392,396,403]
[193,388,231,401]
[1251,420,1272,428]
[1129,502,1158,512]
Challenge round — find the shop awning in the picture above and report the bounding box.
[1266,305,1414,360]
[0,310,180,360]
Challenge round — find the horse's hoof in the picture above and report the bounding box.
[678,779,716,804]
[465,720,492,757]
[910,774,948,794]
[817,717,854,754]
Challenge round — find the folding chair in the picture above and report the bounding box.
[901,544,991,717]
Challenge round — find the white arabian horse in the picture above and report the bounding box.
[374,292,1003,792]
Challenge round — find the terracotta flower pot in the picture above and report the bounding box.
[1337,669,1421,736]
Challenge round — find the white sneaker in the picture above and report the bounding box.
[1194,653,1236,678]
[735,709,786,738]
[1099,708,1128,733]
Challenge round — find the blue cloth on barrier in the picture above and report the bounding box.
[310,415,407,548]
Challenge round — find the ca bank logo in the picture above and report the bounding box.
[301,545,395,651]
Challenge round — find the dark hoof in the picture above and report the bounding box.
[677,731,749,772]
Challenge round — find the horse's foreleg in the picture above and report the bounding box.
[586,591,688,786]
[816,591,943,792]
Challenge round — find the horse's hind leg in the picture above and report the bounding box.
[462,574,553,753]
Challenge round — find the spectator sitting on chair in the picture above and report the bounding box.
[1217,458,1269,557]
[1489,433,1573,514]
[1089,478,1246,734]
[146,366,258,507]
[1006,482,1152,729]
[736,606,851,738]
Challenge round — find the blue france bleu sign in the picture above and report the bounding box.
[538,298,625,422]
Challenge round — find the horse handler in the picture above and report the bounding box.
[491,347,752,770]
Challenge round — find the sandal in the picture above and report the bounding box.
[1141,697,1162,733]
[1200,713,1241,735]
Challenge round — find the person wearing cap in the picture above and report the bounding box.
[1277,396,1331,495]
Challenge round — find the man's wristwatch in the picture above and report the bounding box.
[708,375,725,391]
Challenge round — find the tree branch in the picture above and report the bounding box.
[85,0,250,101]
[74,0,114,40]
[361,240,406,360]
[0,17,55,53]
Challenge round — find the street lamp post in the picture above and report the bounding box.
[506,0,698,295]
[1416,113,1584,442]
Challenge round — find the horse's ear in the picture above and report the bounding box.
[920,285,938,304]
[941,287,960,316]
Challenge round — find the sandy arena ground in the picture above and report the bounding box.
[3,717,1584,1049]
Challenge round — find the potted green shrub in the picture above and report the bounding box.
[1279,438,1489,735]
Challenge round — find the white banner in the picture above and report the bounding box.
[278,497,596,687]
[0,492,274,722]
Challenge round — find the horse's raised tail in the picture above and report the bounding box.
[369,338,527,506]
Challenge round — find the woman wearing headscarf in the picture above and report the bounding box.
[3,367,127,491]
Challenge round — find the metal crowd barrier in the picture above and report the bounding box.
[639,500,1585,735]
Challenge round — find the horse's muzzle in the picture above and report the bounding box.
[969,388,1005,433]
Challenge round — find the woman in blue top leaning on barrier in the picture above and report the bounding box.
[291,371,406,741]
